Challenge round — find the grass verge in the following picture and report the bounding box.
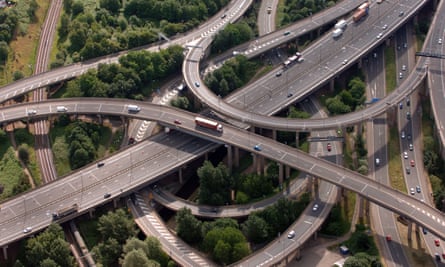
[384,46,396,94]
[387,127,406,192]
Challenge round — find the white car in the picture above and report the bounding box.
[382,24,388,30]
[27,109,37,115]
[410,188,415,195]
[287,230,295,239]
[403,151,408,159]
[376,33,383,39]
[23,227,32,233]
[312,204,319,212]
[402,65,406,71]
[439,38,443,44]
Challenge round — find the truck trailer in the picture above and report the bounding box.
[353,2,369,22]
[195,117,223,132]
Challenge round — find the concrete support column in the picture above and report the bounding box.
[234,147,239,168]
[253,154,258,174]
[256,155,262,175]
[285,165,290,180]
[295,131,299,147]
[113,198,118,208]
[358,194,364,220]
[179,168,183,184]
[272,129,277,140]
[329,79,335,92]
[226,145,233,173]
[294,248,301,261]
[407,222,413,241]
[307,175,313,195]
[278,163,284,186]
[204,152,208,161]
[2,246,7,260]
[89,209,94,218]
[314,177,319,198]
[313,231,318,240]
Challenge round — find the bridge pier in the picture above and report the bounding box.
[285,165,290,180]
[358,194,364,221]
[407,221,413,241]
[278,163,284,186]
[88,209,94,219]
[2,246,7,260]
[272,129,277,140]
[226,145,233,173]
[178,168,183,184]
[329,79,335,92]
[113,198,118,208]
[295,131,299,147]
[234,147,239,168]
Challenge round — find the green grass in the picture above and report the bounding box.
[387,127,406,192]
[97,127,112,158]
[0,148,27,200]
[77,218,100,250]
[384,46,397,93]
[14,128,42,185]
[298,140,309,153]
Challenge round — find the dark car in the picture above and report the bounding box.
[254,145,262,151]
[174,119,182,125]
[327,143,332,152]
[104,193,111,199]
[97,162,105,167]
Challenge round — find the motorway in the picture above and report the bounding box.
[0,99,445,245]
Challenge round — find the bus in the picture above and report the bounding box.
[52,204,79,220]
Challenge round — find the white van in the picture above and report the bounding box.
[335,19,347,29]
[332,28,343,38]
[56,106,67,112]
[127,104,141,113]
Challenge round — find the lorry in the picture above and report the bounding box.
[52,204,78,220]
[335,19,347,29]
[195,117,223,132]
[332,28,343,38]
[127,104,141,113]
[282,52,303,68]
[353,2,369,22]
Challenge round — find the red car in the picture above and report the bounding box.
[174,119,182,125]
[410,160,415,167]
[386,235,392,241]
[435,239,440,247]
[327,143,332,152]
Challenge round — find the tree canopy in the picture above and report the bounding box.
[197,160,233,205]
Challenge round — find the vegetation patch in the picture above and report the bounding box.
[384,46,396,93]
[387,127,406,192]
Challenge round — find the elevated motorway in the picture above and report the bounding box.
[0,99,444,246]
[184,0,429,131]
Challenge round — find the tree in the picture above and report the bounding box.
[25,224,74,267]
[121,249,153,267]
[213,240,231,264]
[0,41,8,63]
[198,161,233,205]
[92,238,122,266]
[170,96,190,110]
[18,145,29,164]
[242,215,269,243]
[175,208,202,244]
[100,0,122,14]
[97,209,137,244]
[145,237,169,266]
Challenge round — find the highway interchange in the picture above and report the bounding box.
[1,0,445,265]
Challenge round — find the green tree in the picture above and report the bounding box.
[121,249,153,267]
[92,238,122,266]
[145,237,169,266]
[175,207,202,244]
[242,215,269,243]
[0,41,9,63]
[18,145,29,164]
[213,240,231,264]
[198,161,233,205]
[25,224,74,267]
[97,209,137,244]
[100,0,122,14]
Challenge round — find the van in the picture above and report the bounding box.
[335,19,347,29]
[56,106,67,112]
[128,105,141,113]
[332,28,343,38]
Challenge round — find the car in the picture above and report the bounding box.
[399,11,404,17]
[406,167,411,174]
[27,109,37,115]
[402,65,406,71]
[254,145,262,151]
[410,160,415,167]
[407,134,411,140]
[399,102,403,109]
[287,230,296,239]
[97,162,105,167]
[406,111,411,120]
[382,24,388,30]
[435,239,441,247]
[275,71,282,77]
[312,203,319,212]
[376,33,383,39]
[174,119,182,125]
[267,6,272,14]
[410,187,415,195]
[375,158,380,166]
[104,193,111,199]
[401,131,406,139]
[422,227,428,234]
[284,31,291,36]
[128,137,135,145]
[377,0,383,3]
[342,59,348,65]
[436,253,441,261]
[23,227,32,233]
[220,14,227,19]
[406,97,410,106]
[403,42,407,48]
[386,235,392,241]
[416,185,421,193]
[403,151,408,159]
[409,143,413,151]
[287,93,293,98]
[397,45,401,50]
[399,72,403,79]
[194,81,200,87]
[327,143,332,152]
[439,38,443,44]
[373,52,377,58]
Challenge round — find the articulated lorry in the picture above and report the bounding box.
[195,117,223,132]
[353,2,369,22]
